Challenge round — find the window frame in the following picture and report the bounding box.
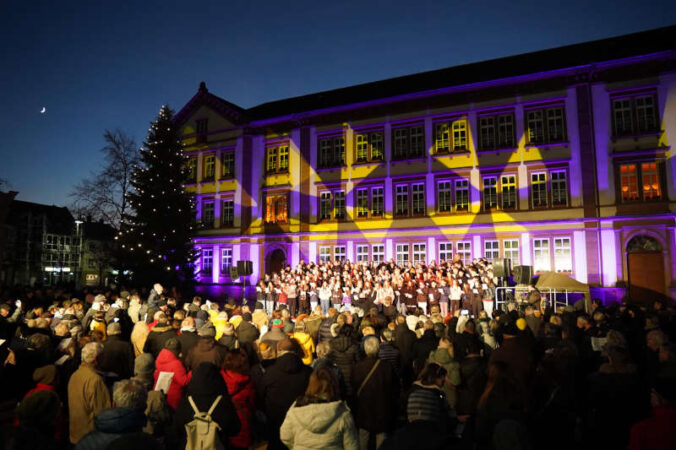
[317,135,346,169]
[503,239,520,266]
[618,161,664,203]
[265,144,290,174]
[202,198,215,227]
[478,112,516,150]
[221,198,234,227]
[201,248,213,273]
[220,247,233,273]
[392,124,425,160]
[438,241,453,262]
[203,154,216,181]
[611,91,659,137]
[221,151,235,179]
[371,244,385,262]
[264,191,289,224]
[526,104,567,145]
[484,240,500,262]
[354,130,385,164]
[434,118,468,154]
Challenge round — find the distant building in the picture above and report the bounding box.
[0,190,18,284]
[175,26,676,303]
[80,220,116,287]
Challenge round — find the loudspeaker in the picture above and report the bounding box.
[493,258,511,278]
[229,266,239,279]
[237,260,253,276]
[513,265,533,285]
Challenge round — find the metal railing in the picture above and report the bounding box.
[494,286,574,311]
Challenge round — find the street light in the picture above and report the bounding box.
[75,219,83,289]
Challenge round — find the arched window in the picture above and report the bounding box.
[626,235,662,252]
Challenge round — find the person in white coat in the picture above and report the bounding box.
[280,367,358,450]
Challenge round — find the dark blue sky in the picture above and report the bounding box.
[1,0,674,206]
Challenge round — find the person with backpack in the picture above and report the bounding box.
[173,362,241,450]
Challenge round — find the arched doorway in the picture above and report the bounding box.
[266,249,286,275]
[626,235,665,303]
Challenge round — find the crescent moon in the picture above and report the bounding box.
[40,107,46,114]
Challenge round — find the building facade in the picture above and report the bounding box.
[175,26,676,303]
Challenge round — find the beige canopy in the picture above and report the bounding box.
[535,271,591,311]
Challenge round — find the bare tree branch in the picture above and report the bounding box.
[69,129,140,229]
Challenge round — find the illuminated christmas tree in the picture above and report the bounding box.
[118,105,196,287]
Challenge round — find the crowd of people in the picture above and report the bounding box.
[0,257,674,450]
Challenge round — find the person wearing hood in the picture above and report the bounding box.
[329,324,359,397]
[292,320,315,365]
[173,362,241,449]
[147,283,163,310]
[154,338,191,410]
[142,312,176,359]
[185,323,226,371]
[74,379,153,450]
[280,366,358,450]
[221,349,256,449]
[261,338,313,449]
[426,337,461,408]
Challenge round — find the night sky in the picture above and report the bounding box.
[1,0,674,207]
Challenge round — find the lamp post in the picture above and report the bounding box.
[75,219,83,289]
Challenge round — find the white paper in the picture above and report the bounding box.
[0,339,5,347]
[55,354,71,366]
[591,337,608,352]
[438,288,444,293]
[155,371,174,394]
[428,294,434,300]
[417,289,423,294]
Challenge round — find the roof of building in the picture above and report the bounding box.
[8,200,75,235]
[176,25,676,125]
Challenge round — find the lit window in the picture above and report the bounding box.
[484,240,499,262]
[265,144,289,174]
[334,245,346,262]
[186,157,197,182]
[202,199,215,227]
[355,131,384,163]
[531,173,548,208]
[452,120,467,151]
[483,177,498,211]
[438,242,453,262]
[202,248,213,273]
[395,243,409,266]
[371,187,384,216]
[372,244,384,262]
[455,179,469,212]
[553,237,572,272]
[264,193,288,223]
[203,155,215,180]
[221,152,235,178]
[412,243,426,264]
[501,175,517,210]
[435,123,450,153]
[503,239,519,266]
[221,247,233,271]
[437,181,452,213]
[395,185,409,217]
[356,245,369,262]
[334,191,346,220]
[457,241,472,265]
[221,199,234,227]
[533,238,551,272]
[551,171,568,206]
[620,164,639,202]
[356,189,369,218]
[319,192,332,220]
[641,162,661,200]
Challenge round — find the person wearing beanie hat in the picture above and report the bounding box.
[99,322,134,379]
[185,322,226,371]
[23,365,59,399]
[130,353,155,389]
[217,322,238,350]
[177,317,199,362]
[12,390,63,449]
[142,312,176,359]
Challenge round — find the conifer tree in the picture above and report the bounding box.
[118,105,196,287]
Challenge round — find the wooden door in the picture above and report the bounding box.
[627,252,665,303]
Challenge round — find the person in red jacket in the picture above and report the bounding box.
[221,348,256,450]
[153,338,191,410]
[628,375,676,450]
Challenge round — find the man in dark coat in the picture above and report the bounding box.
[176,317,199,363]
[142,313,175,359]
[185,324,226,371]
[352,336,399,449]
[412,321,439,376]
[236,313,259,346]
[393,315,416,387]
[489,322,535,390]
[99,323,134,379]
[378,328,402,375]
[329,324,359,397]
[260,338,312,450]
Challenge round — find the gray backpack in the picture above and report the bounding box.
[184,395,224,450]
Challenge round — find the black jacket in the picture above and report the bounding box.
[99,336,134,379]
[236,320,259,345]
[329,336,359,396]
[351,357,399,433]
[176,330,199,362]
[412,330,439,375]
[142,325,176,359]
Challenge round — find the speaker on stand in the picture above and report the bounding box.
[492,258,511,311]
[236,261,253,305]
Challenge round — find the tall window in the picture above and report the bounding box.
[457,241,472,265]
[372,244,384,262]
[619,162,663,202]
[319,246,331,263]
[221,248,233,272]
[435,123,450,153]
[355,131,384,163]
[438,242,453,262]
[264,193,288,223]
[319,192,332,220]
[437,180,452,213]
[527,106,566,145]
[612,93,658,136]
[533,238,551,272]
[318,136,345,168]
[221,152,235,178]
[551,171,568,206]
[356,189,369,218]
[483,177,498,211]
[531,173,548,208]
[202,248,213,273]
[395,185,409,217]
[356,245,369,262]
[479,113,515,150]
[186,157,197,183]
[501,175,517,210]
[412,183,425,215]
[503,239,519,266]
[266,144,289,174]
[412,243,426,264]
[334,245,346,262]
[620,164,639,202]
[203,155,215,180]
[222,199,234,227]
[371,187,384,217]
[392,125,425,160]
[395,244,409,266]
[554,237,572,272]
[452,120,468,151]
[334,191,346,220]
[435,118,468,153]
[455,179,469,212]
[202,199,215,227]
[642,162,661,200]
[484,240,499,262]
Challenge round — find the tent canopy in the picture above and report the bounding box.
[535,271,590,292]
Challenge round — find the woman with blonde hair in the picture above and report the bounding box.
[281,367,358,449]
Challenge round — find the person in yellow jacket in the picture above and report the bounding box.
[292,320,315,365]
